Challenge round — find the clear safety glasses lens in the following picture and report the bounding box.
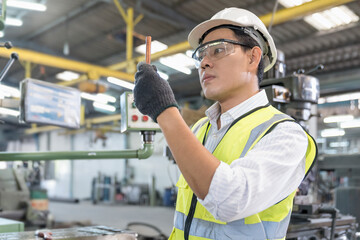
[192,41,235,68]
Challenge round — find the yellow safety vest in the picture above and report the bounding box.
[169,105,317,240]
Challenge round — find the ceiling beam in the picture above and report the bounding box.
[286,42,360,72]
[0,47,134,81]
[317,68,360,96]
[260,0,355,26]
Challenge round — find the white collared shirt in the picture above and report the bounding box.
[198,90,308,222]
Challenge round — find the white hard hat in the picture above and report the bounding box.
[188,7,277,72]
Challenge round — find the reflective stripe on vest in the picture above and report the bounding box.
[240,113,290,158]
[174,208,292,239]
[170,105,317,240]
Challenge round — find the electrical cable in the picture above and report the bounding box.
[268,0,280,33]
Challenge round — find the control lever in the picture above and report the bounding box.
[296,64,324,75]
[318,206,339,240]
[0,41,13,49]
[0,41,19,82]
[305,64,324,75]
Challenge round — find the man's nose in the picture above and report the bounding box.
[200,55,213,69]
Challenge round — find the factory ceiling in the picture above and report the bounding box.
[1,0,360,140]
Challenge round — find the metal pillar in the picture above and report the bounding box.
[24,61,31,79]
[113,0,143,73]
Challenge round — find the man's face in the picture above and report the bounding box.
[198,28,258,104]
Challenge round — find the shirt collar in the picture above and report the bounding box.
[205,90,269,128]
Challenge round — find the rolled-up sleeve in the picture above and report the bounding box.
[198,121,308,222]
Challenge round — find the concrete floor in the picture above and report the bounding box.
[49,201,175,237]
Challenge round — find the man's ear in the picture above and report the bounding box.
[248,46,262,70]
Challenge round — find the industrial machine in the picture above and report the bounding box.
[318,153,360,233]
[0,225,137,239]
[0,167,51,229]
[261,52,358,239]
[288,204,357,240]
[260,64,320,129]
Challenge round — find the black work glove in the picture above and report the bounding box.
[133,62,179,122]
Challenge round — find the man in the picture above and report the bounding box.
[133,7,317,240]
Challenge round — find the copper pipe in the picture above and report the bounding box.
[145,36,151,64]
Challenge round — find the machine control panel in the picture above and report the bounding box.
[120,91,160,132]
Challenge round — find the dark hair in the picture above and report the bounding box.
[199,25,264,84]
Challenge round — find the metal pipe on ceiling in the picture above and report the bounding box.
[0,47,134,81]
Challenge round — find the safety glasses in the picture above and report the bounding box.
[191,39,252,68]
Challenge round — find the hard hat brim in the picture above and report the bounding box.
[188,19,247,49]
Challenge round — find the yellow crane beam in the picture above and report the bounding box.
[0,47,135,81]
[260,0,355,25]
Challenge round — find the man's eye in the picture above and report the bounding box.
[213,47,225,55]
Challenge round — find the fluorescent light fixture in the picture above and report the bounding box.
[81,92,114,104]
[0,162,7,169]
[107,77,134,90]
[325,92,360,103]
[340,119,360,129]
[329,92,360,102]
[56,71,80,81]
[318,98,325,104]
[329,141,349,148]
[158,71,169,80]
[304,6,359,31]
[93,102,116,112]
[5,17,23,27]
[135,40,168,54]
[0,32,4,38]
[159,53,195,75]
[320,128,345,138]
[278,0,311,8]
[7,0,47,11]
[323,114,354,123]
[0,107,19,117]
[0,84,20,98]
[319,92,360,104]
[97,93,116,103]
